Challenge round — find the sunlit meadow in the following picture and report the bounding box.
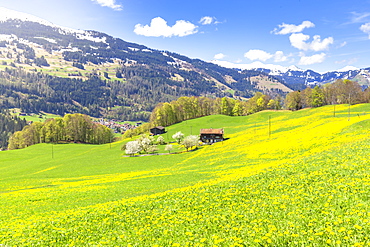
[1,104,370,246]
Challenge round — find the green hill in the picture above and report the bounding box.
[1,104,370,246]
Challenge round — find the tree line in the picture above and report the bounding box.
[149,93,282,127]
[0,110,27,150]
[285,79,370,110]
[8,113,113,150]
[139,79,369,135]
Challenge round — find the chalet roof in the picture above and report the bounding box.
[200,128,224,135]
[151,126,165,130]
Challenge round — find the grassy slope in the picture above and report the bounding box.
[1,104,370,246]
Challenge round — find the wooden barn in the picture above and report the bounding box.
[200,128,224,144]
[150,126,166,135]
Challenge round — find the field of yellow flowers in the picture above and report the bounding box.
[1,104,370,246]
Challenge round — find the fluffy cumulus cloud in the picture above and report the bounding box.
[289,33,333,51]
[272,21,315,35]
[298,53,326,65]
[244,49,273,61]
[244,49,288,62]
[274,51,288,62]
[199,16,215,25]
[134,17,198,37]
[360,23,370,38]
[214,53,225,60]
[91,0,122,10]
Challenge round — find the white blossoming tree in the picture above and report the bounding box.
[172,131,184,144]
[182,135,200,151]
[156,136,166,145]
[165,144,173,153]
[125,141,141,156]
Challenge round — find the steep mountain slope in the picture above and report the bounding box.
[0,7,290,120]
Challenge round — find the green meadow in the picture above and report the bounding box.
[1,104,370,246]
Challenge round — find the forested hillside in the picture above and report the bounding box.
[0,110,27,150]
[0,18,291,122]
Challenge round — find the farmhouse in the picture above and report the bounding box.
[150,126,166,135]
[200,128,224,144]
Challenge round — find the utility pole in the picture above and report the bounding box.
[333,104,336,117]
[348,94,351,121]
[268,116,271,138]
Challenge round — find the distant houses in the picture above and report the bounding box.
[150,126,166,135]
[200,128,224,144]
[97,118,139,133]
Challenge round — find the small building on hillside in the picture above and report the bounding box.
[150,126,166,135]
[200,128,224,144]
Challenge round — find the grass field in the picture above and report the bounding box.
[1,104,370,246]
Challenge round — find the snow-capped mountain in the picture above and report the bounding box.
[212,60,370,90]
[0,7,107,42]
[0,7,54,26]
[254,66,370,90]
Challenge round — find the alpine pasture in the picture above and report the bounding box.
[1,104,370,246]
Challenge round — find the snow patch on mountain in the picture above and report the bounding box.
[0,34,16,42]
[211,60,305,74]
[75,33,107,43]
[34,37,57,44]
[0,7,55,27]
[0,7,110,43]
[336,66,359,72]
[128,47,140,52]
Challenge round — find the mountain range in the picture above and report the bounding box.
[212,60,370,90]
[0,7,368,120]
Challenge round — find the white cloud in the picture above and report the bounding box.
[337,41,347,48]
[214,53,225,60]
[200,16,214,25]
[349,12,370,24]
[360,23,370,38]
[272,21,315,35]
[335,57,358,65]
[244,49,273,61]
[310,35,334,51]
[134,17,198,37]
[274,51,288,62]
[91,0,122,11]
[289,33,310,50]
[289,33,333,51]
[244,49,289,63]
[298,53,326,65]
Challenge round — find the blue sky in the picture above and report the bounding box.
[1,0,370,72]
